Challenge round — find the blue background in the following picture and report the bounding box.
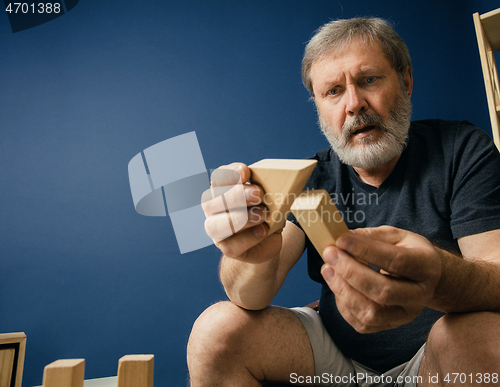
[1,0,499,386]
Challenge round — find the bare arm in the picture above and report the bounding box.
[220,221,305,310]
[203,162,305,311]
[432,228,500,313]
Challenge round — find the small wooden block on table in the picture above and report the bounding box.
[249,159,317,235]
[117,355,154,387]
[42,359,85,387]
[0,332,26,387]
[291,189,349,260]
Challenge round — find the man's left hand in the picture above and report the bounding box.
[321,225,443,333]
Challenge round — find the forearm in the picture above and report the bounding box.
[431,249,500,313]
[219,254,281,310]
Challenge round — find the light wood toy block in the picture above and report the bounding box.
[291,189,349,260]
[0,332,26,387]
[249,159,317,235]
[117,354,154,387]
[42,359,85,387]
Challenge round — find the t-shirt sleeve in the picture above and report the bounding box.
[449,122,500,239]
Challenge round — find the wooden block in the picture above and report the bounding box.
[249,159,317,235]
[291,189,349,260]
[0,332,26,387]
[42,359,85,387]
[117,355,154,387]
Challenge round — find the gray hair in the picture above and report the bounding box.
[302,17,412,96]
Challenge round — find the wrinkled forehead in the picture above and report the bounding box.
[316,36,385,66]
[311,38,393,81]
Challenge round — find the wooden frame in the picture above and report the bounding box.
[0,332,26,387]
[473,8,500,150]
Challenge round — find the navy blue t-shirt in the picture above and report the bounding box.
[289,119,500,372]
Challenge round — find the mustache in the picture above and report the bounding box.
[335,113,386,147]
[342,113,386,136]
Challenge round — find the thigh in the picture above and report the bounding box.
[244,304,316,383]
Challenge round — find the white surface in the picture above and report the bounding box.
[33,376,118,387]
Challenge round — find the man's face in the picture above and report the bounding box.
[310,38,413,169]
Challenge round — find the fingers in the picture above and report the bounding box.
[204,205,267,240]
[319,226,441,333]
[348,225,406,245]
[214,224,270,259]
[321,262,423,333]
[201,184,264,216]
[202,163,264,216]
[334,228,437,281]
[324,246,430,306]
[202,162,284,261]
[210,163,250,187]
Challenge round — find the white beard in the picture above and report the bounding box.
[319,88,412,169]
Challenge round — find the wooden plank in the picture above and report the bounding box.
[42,359,85,387]
[473,12,500,150]
[117,355,154,387]
[0,332,26,387]
[249,159,317,235]
[481,8,500,51]
[0,348,15,387]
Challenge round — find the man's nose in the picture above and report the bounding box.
[345,86,368,116]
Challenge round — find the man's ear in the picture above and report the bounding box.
[404,67,413,98]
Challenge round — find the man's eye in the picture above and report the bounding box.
[327,88,339,95]
[366,76,377,84]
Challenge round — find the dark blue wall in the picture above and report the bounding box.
[1,1,498,385]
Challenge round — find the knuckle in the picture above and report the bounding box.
[229,208,249,232]
[248,206,265,224]
[358,305,377,327]
[331,275,346,297]
[354,323,371,334]
[204,216,231,241]
[340,262,356,283]
[223,184,246,209]
[387,251,405,274]
[376,284,394,305]
[221,241,238,258]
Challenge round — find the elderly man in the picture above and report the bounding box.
[187,18,500,386]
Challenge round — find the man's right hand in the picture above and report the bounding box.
[202,162,283,265]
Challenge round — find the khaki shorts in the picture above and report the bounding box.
[290,307,425,387]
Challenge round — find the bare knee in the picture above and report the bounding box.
[425,312,500,372]
[187,301,257,372]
